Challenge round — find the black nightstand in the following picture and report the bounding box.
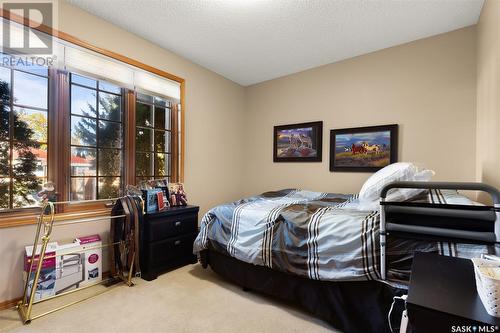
[407,252,500,333]
[140,205,199,281]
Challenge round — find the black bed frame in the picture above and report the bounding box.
[197,182,500,332]
[200,247,404,333]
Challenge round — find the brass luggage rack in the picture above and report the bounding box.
[17,198,141,324]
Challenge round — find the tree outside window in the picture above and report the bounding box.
[0,65,49,210]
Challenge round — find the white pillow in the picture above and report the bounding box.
[358,163,435,210]
[359,162,418,202]
[385,168,435,202]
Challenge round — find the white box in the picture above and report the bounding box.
[55,242,85,294]
[22,235,102,301]
[74,234,102,286]
[23,243,58,301]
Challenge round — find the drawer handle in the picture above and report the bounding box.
[174,240,181,246]
[174,221,181,227]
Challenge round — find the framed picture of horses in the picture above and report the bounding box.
[329,124,398,172]
[273,121,323,162]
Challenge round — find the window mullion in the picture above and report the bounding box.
[171,102,178,183]
[48,69,70,211]
[8,68,14,209]
[95,88,99,199]
[124,89,136,186]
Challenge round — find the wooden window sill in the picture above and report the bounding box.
[0,208,113,229]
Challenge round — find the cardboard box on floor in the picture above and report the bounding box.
[74,234,102,286]
[23,234,102,302]
[23,243,58,301]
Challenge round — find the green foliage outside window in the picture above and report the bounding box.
[0,80,42,209]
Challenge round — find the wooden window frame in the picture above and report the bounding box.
[0,65,50,211]
[0,10,185,227]
[134,93,175,183]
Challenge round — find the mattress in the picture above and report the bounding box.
[194,189,493,283]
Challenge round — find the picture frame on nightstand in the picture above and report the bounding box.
[142,188,162,213]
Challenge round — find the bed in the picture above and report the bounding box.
[193,187,496,332]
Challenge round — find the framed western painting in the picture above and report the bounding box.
[273,121,323,162]
[329,124,398,172]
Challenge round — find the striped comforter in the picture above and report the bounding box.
[193,189,492,283]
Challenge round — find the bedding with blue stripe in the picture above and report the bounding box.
[194,189,492,283]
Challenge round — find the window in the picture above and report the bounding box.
[0,67,181,212]
[0,16,184,217]
[69,74,123,201]
[135,92,173,184]
[0,63,49,210]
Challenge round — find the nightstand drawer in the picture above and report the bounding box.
[140,205,200,281]
[147,213,197,241]
[148,233,197,268]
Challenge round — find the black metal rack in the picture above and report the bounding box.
[379,181,500,280]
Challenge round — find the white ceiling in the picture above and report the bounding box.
[67,0,484,86]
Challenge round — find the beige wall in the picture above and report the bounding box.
[0,1,246,303]
[244,27,477,197]
[476,0,500,201]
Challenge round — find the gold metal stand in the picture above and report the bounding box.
[16,200,137,324]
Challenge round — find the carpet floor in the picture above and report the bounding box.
[0,264,338,333]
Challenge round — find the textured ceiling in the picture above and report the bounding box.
[66,0,484,86]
